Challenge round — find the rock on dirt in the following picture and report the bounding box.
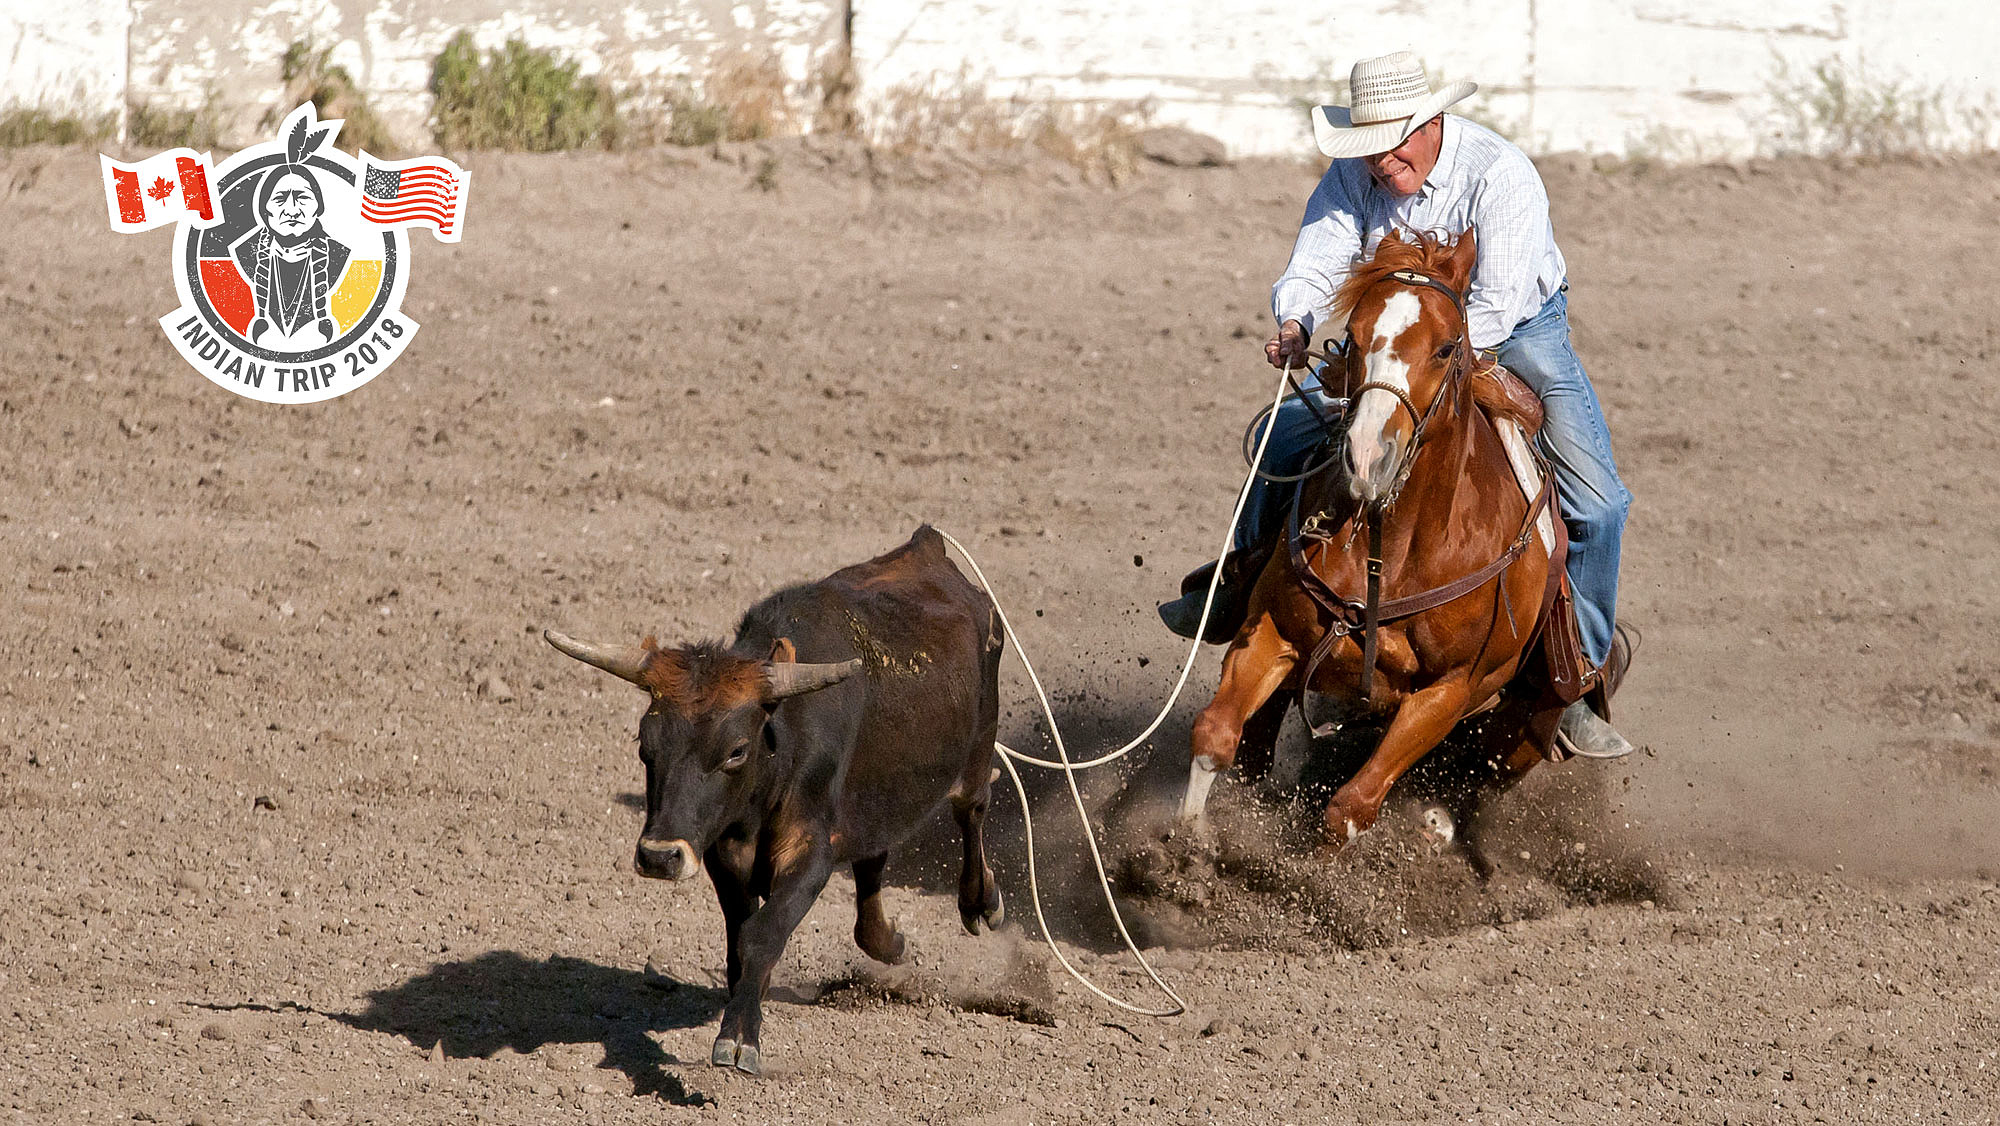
[1137,126,1230,167]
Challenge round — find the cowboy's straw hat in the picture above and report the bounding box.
[1310,52,1477,159]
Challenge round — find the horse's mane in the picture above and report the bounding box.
[1330,230,1465,326]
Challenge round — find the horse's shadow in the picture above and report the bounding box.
[333,950,724,1106]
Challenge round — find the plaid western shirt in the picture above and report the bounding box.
[1271,115,1567,351]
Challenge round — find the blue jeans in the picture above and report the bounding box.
[1239,286,1630,667]
[1238,368,1344,557]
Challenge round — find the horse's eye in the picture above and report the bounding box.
[1435,340,1459,360]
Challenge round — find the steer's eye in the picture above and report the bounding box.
[718,740,752,772]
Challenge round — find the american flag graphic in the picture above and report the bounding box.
[359,155,469,242]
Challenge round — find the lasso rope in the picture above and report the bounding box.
[932,356,1304,1017]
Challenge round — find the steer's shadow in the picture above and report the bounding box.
[335,951,724,1105]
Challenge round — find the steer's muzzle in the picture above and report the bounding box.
[634,837,699,881]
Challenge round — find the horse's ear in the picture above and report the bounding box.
[1448,228,1479,287]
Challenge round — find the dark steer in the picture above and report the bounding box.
[544,526,1006,1075]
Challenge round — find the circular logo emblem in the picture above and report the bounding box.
[122,104,465,404]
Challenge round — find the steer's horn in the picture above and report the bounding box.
[763,658,863,701]
[544,629,651,687]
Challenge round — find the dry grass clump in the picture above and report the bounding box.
[1766,55,1996,158]
[266,41,397,155]
[1021,100,1149,182]
[810,52,860,139]
[629,51,796,147]
[128,96,225,150]
[873,71,1151,182]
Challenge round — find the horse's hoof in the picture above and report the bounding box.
[1316,815,1365,854]
[860,926,907,964]
[1418,804,1456,847]
[961,870,1005,935]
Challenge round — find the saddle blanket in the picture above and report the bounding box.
[1493,418,1558,554]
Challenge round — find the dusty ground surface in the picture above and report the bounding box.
[3,139,1998,1124]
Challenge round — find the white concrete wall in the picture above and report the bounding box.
[850,0,1996,158]
[4,0,1993,158]
[1,0,129,119]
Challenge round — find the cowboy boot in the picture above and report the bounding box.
[1157,541,1274,644]
[1557,622,1639,759]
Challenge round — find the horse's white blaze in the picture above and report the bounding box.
[1347,289,1423,501]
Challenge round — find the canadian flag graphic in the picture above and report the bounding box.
[101,149,220,232]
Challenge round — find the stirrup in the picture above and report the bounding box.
[1554,622,1640,760]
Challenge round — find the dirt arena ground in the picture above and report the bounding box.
[3,139,1998,1124]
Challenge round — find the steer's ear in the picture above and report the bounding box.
[768,637,797,665]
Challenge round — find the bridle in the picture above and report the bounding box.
[1335,267,1474,509]
[1244,267,1473,492]
[1283,264,1549,712]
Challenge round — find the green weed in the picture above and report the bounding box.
[429,33,622,151]
[0,106,116,147]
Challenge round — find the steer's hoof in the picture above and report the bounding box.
[712,1035,763,1075]
[983,888,1005,930]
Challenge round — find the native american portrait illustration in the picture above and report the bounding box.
[230,116,352,351]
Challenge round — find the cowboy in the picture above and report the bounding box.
[1159,51,1636,759]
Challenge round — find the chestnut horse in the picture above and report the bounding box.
[1180,229,1570,868]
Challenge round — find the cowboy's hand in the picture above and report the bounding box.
[1265,320,1310,369]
